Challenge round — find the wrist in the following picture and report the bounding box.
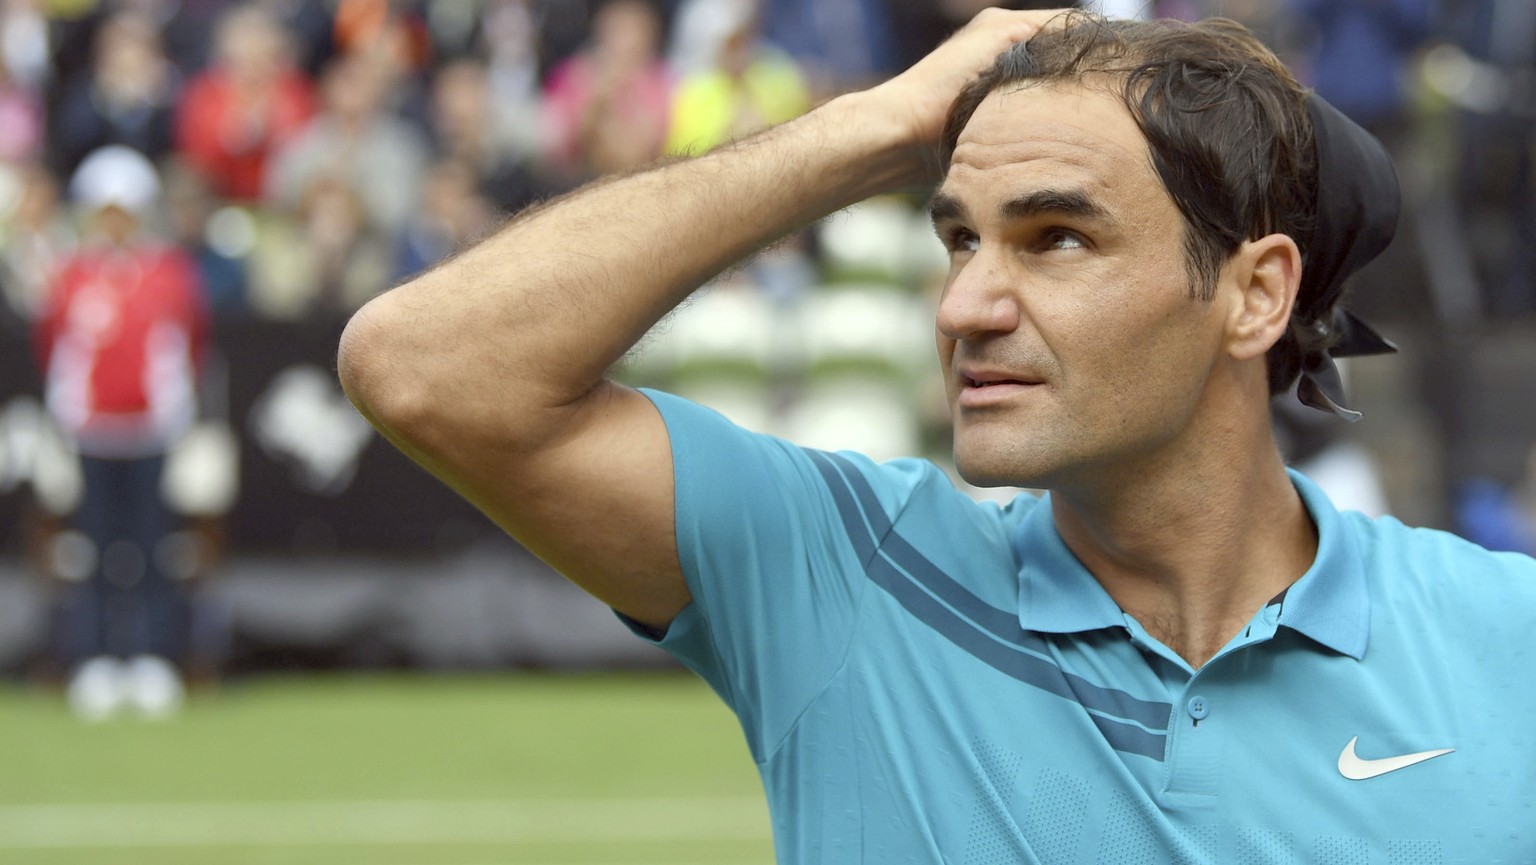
[812,90,943,197]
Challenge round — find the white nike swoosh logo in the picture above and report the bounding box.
[1337,736,1455,780]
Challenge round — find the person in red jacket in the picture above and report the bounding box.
[173,6,316,202]
[38,146,209,720]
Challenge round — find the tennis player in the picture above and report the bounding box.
[341,9,1536,860]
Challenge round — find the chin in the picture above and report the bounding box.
[951,418,1094,491]
[953,444,1053,491]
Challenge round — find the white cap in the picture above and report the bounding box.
[69,145,161,215]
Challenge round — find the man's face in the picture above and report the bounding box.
[931,82,1231,491]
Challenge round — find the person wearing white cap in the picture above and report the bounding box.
[38,145,209,720]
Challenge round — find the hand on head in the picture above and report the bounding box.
[866,8,1072,183]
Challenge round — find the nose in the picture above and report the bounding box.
[935,253,1021,341]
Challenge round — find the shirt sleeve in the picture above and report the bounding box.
[631,389,923,761]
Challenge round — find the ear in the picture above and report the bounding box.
[1222,233,1301,362]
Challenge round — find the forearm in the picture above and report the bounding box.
[340,90,921,447]
[334,6,1054,622]
[340,7,1056,458]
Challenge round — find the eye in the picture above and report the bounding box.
[941,227,979,254]
[1040,228,1087,252]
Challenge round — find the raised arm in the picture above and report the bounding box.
[336,9,1058,629]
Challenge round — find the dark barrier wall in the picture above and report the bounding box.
[217,317,500,555]
[0,315,502,557]
[5,315,1535,557]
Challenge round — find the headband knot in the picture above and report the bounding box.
[1292,93,1400,422]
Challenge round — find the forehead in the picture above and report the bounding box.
[942,83,1164,212]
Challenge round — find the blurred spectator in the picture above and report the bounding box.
[668,0,748,75]
[534,0,607,79]
[38,146,208,719]
[759,0,899,95]
[0,38,42,167]
[542,0,672,182]
[1289,0,1434,325]
[164,161,250,317]
[264,51,428,240]
[1443,0,1536,318]
[396,158,499,279]
[333,0,429,65]
[173,4,316,202]
[882,1,1081,78]
[259,0,336,77]
[664,0,810,155]
[49,11,178,178]
[0,162,74,321]
[1154,0,1299,54]
[333,0,432,124]
[248,175,392,317]
[429,57,544,213]
[0,0,47,174]
[1458,445,1536,554]
[481,0,542,106]
[1289,0,1434,131]
[1,0,49,92]
[142,0,336,78]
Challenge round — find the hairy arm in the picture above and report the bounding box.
[337,9,1057,629]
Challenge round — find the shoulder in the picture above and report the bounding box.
[645,388,1034,546]
[1348,511,1536,611]
[1339,511,1536,700]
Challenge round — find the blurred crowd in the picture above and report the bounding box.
[2,0,1126,326]
[0,0,1532,322]
[2,0,1536,704]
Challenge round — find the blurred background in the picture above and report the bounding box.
[0,0,1533,862]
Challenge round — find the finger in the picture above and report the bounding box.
[966,6,1075,38]
[944,8,1074,66]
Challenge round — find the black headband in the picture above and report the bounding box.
[1292,93,1399,422]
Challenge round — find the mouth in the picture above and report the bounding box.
[963,376,1038,388]
[961,369,1044,389]
[957,370,1045,407]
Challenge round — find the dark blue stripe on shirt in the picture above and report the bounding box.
[805,450,1171,761]
[817,452,1172,732]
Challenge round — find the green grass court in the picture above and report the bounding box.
[0,672,774,864]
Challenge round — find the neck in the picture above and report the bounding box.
[1049,412,1317,669]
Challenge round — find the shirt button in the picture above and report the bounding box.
[1187,696,1210,720]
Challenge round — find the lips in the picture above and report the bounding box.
[964,375,1035,388]
[960,369,1043,388]
[956,368,1045,408]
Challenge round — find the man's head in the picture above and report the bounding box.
[931,14,1326,488]
[945,13,1323,397]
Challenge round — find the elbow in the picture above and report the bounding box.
[338,279,571,463]
[338,295,431,439]
[338,289,536,460]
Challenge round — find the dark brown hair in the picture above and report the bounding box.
[940,13,1318,395]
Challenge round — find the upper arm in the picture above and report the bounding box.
[416,382,688,629]
[337,300,687,628]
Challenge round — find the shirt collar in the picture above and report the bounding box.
[1014,496,1125,635]
[1278,468,1371,659]
[1015,469,1370,660]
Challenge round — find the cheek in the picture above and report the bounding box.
[1059,285,1209,403]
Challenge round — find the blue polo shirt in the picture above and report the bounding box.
[634,390,1536,864]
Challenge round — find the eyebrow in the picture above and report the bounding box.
[929,187,1114,229]
[928,191,967,228]
[1000,188,1113,226]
